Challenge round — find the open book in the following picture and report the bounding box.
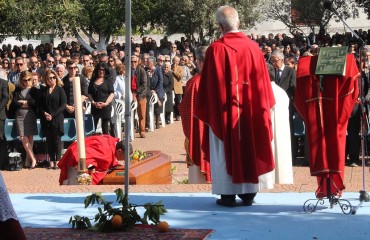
[315,47,347,76]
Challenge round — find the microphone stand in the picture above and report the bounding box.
[324,1,369,214]
[352,48,370,215]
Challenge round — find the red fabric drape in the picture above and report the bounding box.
[294,54,359,197]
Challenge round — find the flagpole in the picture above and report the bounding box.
[124,0,132,204]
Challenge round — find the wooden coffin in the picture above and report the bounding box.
[101,151,171,185]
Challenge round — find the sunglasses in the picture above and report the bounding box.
[16,63,24,66]
[22,78,32,82]
[48,76,57,80]
[131,61,137,63]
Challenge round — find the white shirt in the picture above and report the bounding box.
[114,75,125,100]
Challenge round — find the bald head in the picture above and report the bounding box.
[216,5,240,34]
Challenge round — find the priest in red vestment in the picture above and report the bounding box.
[179,46,211,184]
[58,135,125,185]
[194,6,275,207]
[294,54,359,198]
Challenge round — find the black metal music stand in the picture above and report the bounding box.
[323,0,369,215]
[303,177,352,215]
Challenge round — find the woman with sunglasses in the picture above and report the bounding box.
[39,69,67,169]
[11,71,39,169]
[1,58,11,76]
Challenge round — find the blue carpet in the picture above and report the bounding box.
[11,192,370,240]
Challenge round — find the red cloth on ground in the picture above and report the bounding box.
[194,32,276,184]
[58,135,119,185]
[294,54,359,198]
[178,74,211,183]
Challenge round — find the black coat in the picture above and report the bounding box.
[163,71,174,112]
[132,66,148,100]
[11,86,38,113]
[39,85,67,135]
[0,79,9,120]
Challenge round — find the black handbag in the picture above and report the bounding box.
[7,152,22,171]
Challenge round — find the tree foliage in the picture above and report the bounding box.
[355,0,370,18]
[157,0,264,43]
[2,0,361,48]
[0,0,156,51]
[265,0,360,34]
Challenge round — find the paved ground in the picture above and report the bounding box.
[2,120,370,194]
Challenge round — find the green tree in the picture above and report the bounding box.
[265,0,359,35]
[355,0,370,19]
[0,0,157,52]
[157,0,265,44]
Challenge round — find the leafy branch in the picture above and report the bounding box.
[69,188,167,232]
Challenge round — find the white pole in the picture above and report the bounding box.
[124,0,132,201]
[72,77,88,184]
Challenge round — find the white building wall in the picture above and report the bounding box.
[245,11,370,36]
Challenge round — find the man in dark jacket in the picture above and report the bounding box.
[269,49,297,162]
[62,59,89,118]
[145,56,164,130]
[131,55,148,138]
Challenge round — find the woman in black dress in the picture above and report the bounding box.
[39,69,67,169]
[11,71,38,169]
[88,62,114,136]
[162,62,174,124]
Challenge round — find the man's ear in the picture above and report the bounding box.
[219,24,224,34]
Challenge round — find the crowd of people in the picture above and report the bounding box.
[0,32,202,170]
[0,9,369,239]
[0,10,368,174]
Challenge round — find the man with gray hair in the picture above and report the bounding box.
[269,49,296,163]
[8,57,25,85]
[145,56,164,129]
[194,6,276,207]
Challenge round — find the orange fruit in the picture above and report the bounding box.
[157,221,169,233]
[111,214,123,230]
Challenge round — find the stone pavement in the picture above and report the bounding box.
[2,120,370,194]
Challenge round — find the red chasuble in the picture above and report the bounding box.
[178,74,211,183]
[194,32,275,184]
[294,54,359,198]
[58,135,120,185]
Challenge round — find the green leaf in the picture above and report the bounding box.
[84,217,92,228]
[114,188,124,202]
[95,213,100,222]
[84,196,92,208]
